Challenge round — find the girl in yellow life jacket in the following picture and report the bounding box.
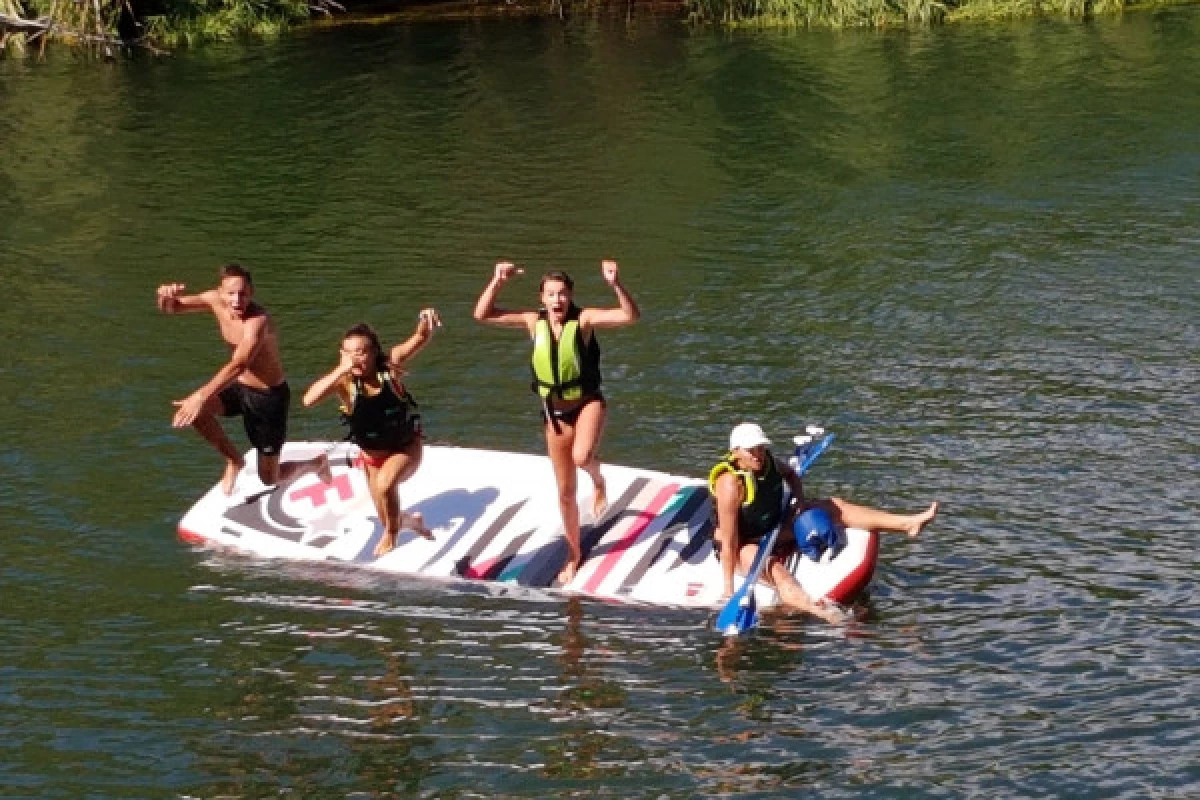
[473,259,641,586]
[708,451,786,543]
[711,422,941,624]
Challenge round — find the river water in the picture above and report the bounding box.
[2,9,1198,797]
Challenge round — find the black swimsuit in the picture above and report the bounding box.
[540,394,605,427]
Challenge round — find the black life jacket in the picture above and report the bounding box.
[708,453,785,541]
[342,371,420,451]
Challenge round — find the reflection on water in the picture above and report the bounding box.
[1,8,1199,798]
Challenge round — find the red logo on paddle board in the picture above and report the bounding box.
[222,462,366,546]
[288,474,354,509]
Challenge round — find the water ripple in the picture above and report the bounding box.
[3,10,1200,798]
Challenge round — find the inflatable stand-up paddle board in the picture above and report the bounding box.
[178,441,878,609]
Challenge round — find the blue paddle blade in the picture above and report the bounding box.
[714,590,756,635]
[714,593,758,636]
[733,598,758,633]
[713,526,777,635]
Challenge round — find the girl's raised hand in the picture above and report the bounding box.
[601,259,620,286]
[336,346,358,376]
[494,261,524,284]
[417,308,442,335]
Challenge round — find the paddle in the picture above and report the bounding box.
[713,429,835,636]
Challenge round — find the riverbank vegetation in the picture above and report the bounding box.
[686,0,1184,26]
[0,0,340,55]
[0,0,1193,55]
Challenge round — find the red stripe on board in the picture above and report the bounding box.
[824,531,880,604]
[178,526,206,544]
[581,483,679,594]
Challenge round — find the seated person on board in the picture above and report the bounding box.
[710,422,938,623]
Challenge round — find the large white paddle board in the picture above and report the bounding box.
[178,442,878,610]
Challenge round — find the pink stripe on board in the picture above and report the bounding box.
[463,557,502,580]
[581,483,679,594]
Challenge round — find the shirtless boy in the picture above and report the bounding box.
[156,264,291,494]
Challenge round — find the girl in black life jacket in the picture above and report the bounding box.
[303,310,441,557]
[473,260,640,586]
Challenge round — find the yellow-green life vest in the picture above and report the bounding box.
[530,306,601,401]
[708,453,784,540]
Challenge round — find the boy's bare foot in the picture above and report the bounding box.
[374,531,397,558]
[276,457,312,485]
[313,453,333,485]
[905,501,939,538]
[221,459,244,496]
[402,512,434,541]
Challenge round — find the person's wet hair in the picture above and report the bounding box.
[343,323,388,369]
[219,263,254,287]
[539,271,574,292]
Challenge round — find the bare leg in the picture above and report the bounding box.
[546,419,582,585]
[190,403,244,495]
[377,448,430,543]
[371,441,427,557]
[313,452,333,484]
[823,498,938,538]
[257,454,281,486]
[571,399,608,519]
[734,544,849,624]
[765,561,852,624]
[376,471,402,555]
[361,462,393,557]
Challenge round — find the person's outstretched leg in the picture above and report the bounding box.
[825,498,939,537]
[571,399,607,519]
[375,447,429,551]
[766,561,854,624]
[361,462,396,557]
[257,454,282,487]
[190,397,244,495]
